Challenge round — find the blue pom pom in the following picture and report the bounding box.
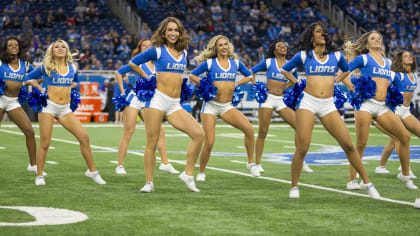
[180,78,194,104]
[283,80,306,110]
[252,81,269,104]
[232,86,245,106]
[0,78,6,96]
[347,75,376,110]
[28,88,48,112]
[70,88,81,112]
[112,94,130,111]
[385,85,403,112]
[194,75,218,102]
[135,76,156,102]
[334,84,347,110]
[18,86,29,105]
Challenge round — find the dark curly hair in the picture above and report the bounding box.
[267,40,289,58]
[0,36,31,63]
[287,21,338,59]
[391,50,417,73]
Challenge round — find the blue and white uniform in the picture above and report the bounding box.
[0,59,33,111]
[252,58,297,111]
[130,46,187,115]
[27,64,78,118]
[394,72,417,119]
[281,50,349,117]
[348,53,394,117]
[191,57,252,116]
[116,63,155,110]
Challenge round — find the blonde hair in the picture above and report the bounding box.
[343,30,385,62]
[43,40,77,77]
[151,17,189,52]
[196,35,238,64]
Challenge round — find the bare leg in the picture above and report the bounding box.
[8,107,37,166]
[255,108,273,165]
[291,109,315,187]
[198,113,216,173]
[58,112,97,171]
[157,124,170,164]
[167,109,204,176]
[221,108,255,164]
[36,113,54,177]
[142,108,164,182]
[320,111,371,184]
[117,107,138,166]
[351,111,372,181]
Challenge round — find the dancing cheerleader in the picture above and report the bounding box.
[189,35,259,181]
[129,17,204,192]
[373,50,419,178]
[26,40,106,186]
[0,36,41,175]
[251,39,313,174]
[114,38,179,175]
[282,22,379,199]
[341,31,416,190]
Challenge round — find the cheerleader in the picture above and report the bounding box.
[129,17,204,192]
[0,36,41,175]
[26,40,106,186]
[189,35,259,181]
[373,50,419,177]
[114,38,179,175]
[342,31,416,190]
[251,40,313,174]
[282,22,379,199]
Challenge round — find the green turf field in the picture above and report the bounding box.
[0,121,419,235]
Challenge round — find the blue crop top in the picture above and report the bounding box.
[394,72,417,93]
[252,58,297,82]
[27,64,78,87]
[117,63,155,80]
[191,58,251,82]
[130,46,187,74]
[348,54,392,81]
[282,50,349,76]
[0,59,34,82]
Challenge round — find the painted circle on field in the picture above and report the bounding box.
[0,206,88,226]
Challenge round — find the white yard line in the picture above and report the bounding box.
[0,128,414,207]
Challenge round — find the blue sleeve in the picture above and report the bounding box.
[348,55,364,71]
[191,61,209,76]
[27,63,34,73]
[130,47,158,65]
[337,53,349,72]
[117,64,133,75]
[282,52,303,72]
[238,61,252,77]
[26,66,44,80]
[74,71,79,84]
[251,60,267,73]
[113,81,121,97]
[292,69,298,79]
[392,73,403,90]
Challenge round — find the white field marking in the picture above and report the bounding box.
[284,146,295,149]
[0,206,88,226]
[0,129,415,207]
[236,146,245,149]
[0,147,5,149]
[0,129,144,157]
[49,147,55,150]
[110,161,118,164]
[46,161,58,164]
[168,159,414,206]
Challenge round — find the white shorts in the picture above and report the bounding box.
[359,99,389,117]
[0,95,21,112]
[395,105,411,119]
[126,91,145,111]
[144,89,182,115]
[296,92,336,117]
[201,100,234,116]
[259,93,287,111]
[42,99,72,118]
